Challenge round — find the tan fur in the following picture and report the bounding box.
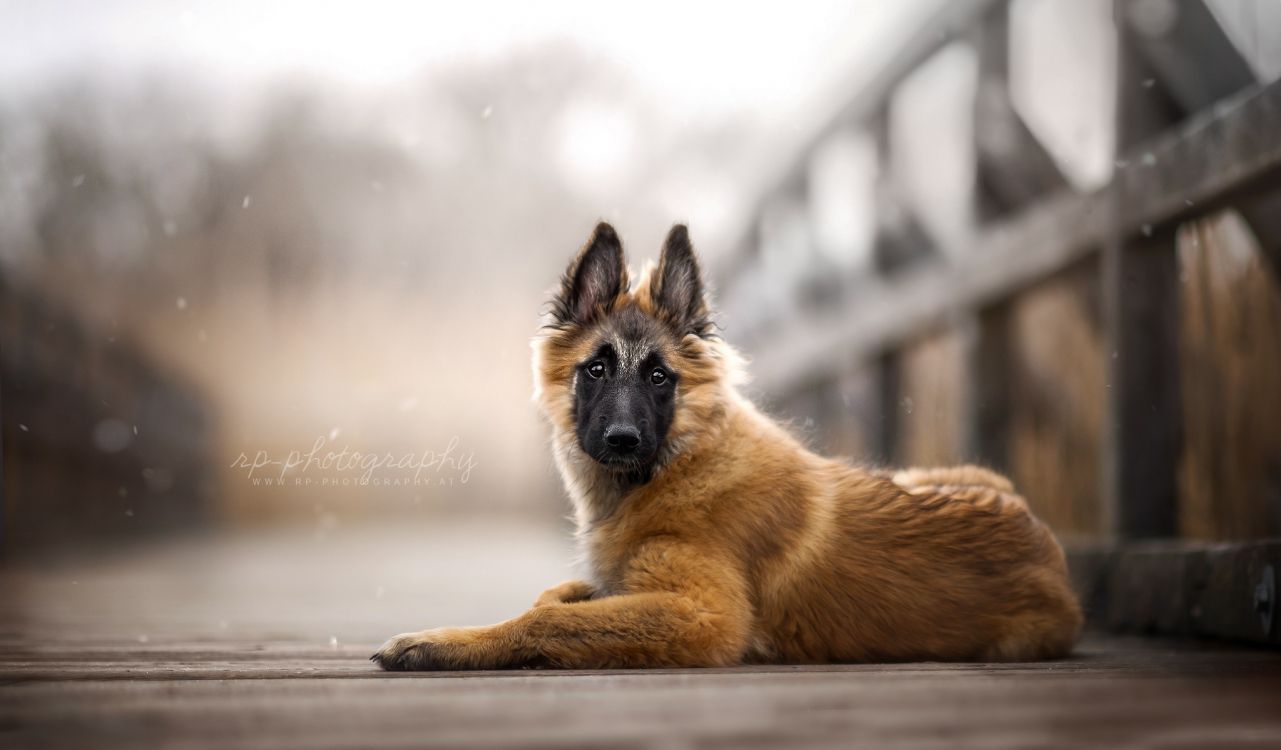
[374,235,1082,670]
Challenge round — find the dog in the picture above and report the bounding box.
[372,222,1082,670]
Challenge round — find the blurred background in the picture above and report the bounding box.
[0,0,946,544]
[2,0,1281,649]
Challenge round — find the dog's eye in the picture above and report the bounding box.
[650,368,668,386]
[586,361,606,379]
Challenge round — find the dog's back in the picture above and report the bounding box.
[675,403,1082,665]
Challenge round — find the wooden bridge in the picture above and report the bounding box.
[2,0,1280,746]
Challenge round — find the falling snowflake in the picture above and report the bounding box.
[176,297,188,310]
[94,419,132,453]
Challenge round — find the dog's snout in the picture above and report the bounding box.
[604,424,642,452]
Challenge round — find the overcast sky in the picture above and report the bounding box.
[1,0,933,121]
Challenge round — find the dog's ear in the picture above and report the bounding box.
[650,224,711,337]
[551,222,628,327]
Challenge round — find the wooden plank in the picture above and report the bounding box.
[746,78,1281,395]
[1,636,1279,749]
[1069,540,1281,646]
[1115,77,1281,236]
[5,635,1278,683]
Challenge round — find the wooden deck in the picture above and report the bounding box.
[3,521,1280,748]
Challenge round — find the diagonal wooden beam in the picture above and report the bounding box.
[745,78,1281,396]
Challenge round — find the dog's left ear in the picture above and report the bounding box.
[650,224,711,337]
[551,222,629,327]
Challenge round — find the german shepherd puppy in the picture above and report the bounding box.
[373,222,1081,670]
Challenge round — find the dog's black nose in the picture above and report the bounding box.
[604,424,641,452]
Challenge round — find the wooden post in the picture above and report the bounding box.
[876,351,901,466]
[970,1,1066,221]
[1101,17,1183,538]
[970,304,1013,471]
[0,272,6,556]
[1102,227,1182,538]
[1123,0,1256,114]
[963,4,1038,472]
[1239,191,1281,280]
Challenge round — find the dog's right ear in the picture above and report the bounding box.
[550,222,628,327]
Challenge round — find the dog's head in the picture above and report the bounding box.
[533,222,738,482]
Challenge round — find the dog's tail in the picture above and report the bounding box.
[888,464,1028,514]
[889,464,1014,494]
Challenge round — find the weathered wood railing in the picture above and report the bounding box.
[715,0,1281,646]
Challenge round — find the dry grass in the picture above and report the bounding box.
[898,331,967,467]
[1007,263,1106,538]
[1177,210,1281,540]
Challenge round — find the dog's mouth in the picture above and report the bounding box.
[595,453,648,470]
[590,449,658,478]
[595,454,657,484]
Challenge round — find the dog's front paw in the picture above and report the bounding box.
[370,628,458,671]
[369,627,493,671]
[533,580,596,607]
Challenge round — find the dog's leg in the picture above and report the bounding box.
[373,546,749,671]
[533,579,596,607]
[372,590,747,671]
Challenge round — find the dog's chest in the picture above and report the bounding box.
[578,524,627,596]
